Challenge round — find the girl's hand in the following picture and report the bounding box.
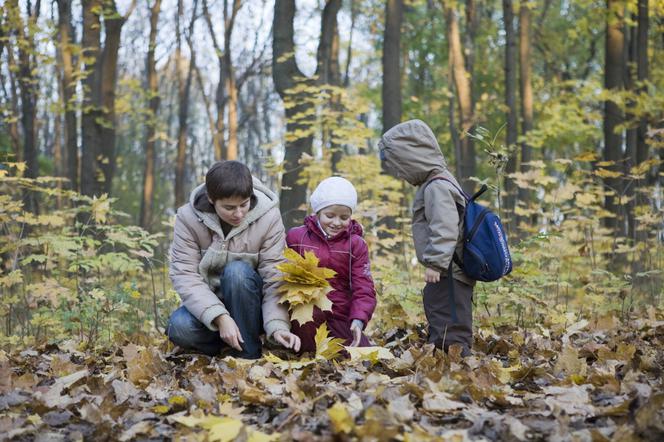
[349,319,364,347]
[273,330,301,352]
[215,314,244,351]
[424,267,440,283]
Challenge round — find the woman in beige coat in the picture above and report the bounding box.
[167,161,300,358]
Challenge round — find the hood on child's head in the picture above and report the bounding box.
[378,119,448,186]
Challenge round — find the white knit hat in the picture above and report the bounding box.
[310,177,357,213]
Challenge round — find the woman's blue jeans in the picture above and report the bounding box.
[166,261,264,359]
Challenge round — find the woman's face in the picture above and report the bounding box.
[210,195,251,226]
[317,204,352,237]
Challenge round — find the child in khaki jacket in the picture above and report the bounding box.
[379,120,475,356]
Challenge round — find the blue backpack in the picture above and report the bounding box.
[426,177,512,282]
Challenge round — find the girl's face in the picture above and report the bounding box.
[210,195,251,226]
[317,205,352,237]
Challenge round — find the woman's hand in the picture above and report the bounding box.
[349,319,364,347]
[214,314,244,351]
[273,330,301,352]
[424,267,441,283]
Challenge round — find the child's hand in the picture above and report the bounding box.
[273,330,302,352]
[424,267,441,283]
[349,319,364,347]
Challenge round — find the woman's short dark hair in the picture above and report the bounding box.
[205,161,253,201]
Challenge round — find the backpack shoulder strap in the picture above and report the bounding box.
[424,175,469,201]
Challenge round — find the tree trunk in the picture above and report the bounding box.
[502,0,518,233]
[174,0,198,208]
[273,0,314,229]
[382,0,403,132]
[202,0,226,160]
[518,2,534,229]
[464,0,479,100]
[624,8,639,241]
[80,0,132,198]
[444,0,475,192]
[603,0,624,234]
[636,0,648,172]
[316,0,342,171]
[224,0,241,160]
[140,0,162,229]
[9,0,40,212]
[80,0,102,198]
[632,0,649,283]
[343,0,357,87]
[0,23,23,161]
[98,6,125,196]
[56,0,78,192]
[317,0,341,86]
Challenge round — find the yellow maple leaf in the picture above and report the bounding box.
[345,346,395,363]
[290,303,315,325]
[263,352,316,369]
[328,401,354,434]
[247,429,281,442]
[574,151,598,162]
[315,323,345,360]
[594,168,622,178]
[277,248,336,324]
[91,194,111,224]
[172,414,243,442]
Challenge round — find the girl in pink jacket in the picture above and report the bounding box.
[286,177,377,353]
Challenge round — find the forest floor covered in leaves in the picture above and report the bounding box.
[1,310,663,442]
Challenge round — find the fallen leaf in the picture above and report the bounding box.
[112,379,141,405]
[172,413,243,442]
[422,392,466,413]
[328,401,354,434]
[345,346,395,362]
[38,369,88,408]
[554,345,587,378]
[119,421,154,442]
[543,385,596,417]
[387,394,415,423]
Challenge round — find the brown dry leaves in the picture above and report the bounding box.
[0,313,663,441]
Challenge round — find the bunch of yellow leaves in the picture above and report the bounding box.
[277,248,336,324]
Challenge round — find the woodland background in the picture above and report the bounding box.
[0,0,663,440]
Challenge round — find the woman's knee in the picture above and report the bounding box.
[221,260,263,294]
[167,307,203,345]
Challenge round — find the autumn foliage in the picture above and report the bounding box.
[1,159,663,440]
[277,248,336,325]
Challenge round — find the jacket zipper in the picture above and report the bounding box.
[465,208,490,242]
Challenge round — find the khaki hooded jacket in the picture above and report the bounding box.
[379,119,474,286]
[169,177,290,339]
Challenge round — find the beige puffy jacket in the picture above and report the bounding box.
[169,178,290,339]
[379,119,474,286]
